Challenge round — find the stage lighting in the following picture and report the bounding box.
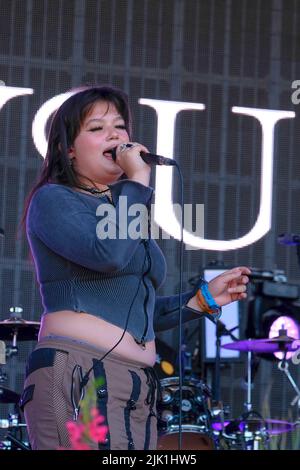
[268,316,299,360]
[245,276,300,361]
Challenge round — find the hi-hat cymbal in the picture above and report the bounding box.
[0,387,20,404]
[0,319,40,341]
[266,334,295,344]
[222,334,298,353]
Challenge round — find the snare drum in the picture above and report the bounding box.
[157,377,214,450]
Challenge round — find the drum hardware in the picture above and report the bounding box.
[0,389,29,450]
[223,411,270,451]
[221,329,298,449]
[222,326,299,407]
[0,414,27,429]
[181,344,192,380]
[213,415,296,450]
[0,387,20,404]
[4,433,30,450]
[0,411,30,450]
[214,319,239,402]
[212,417,294,436]
[0,309,38,451]
[157,424,215,450]
[0,369,7,383]
[0,310,40,347]
[278,354,300,408]
[157,376,216,450]
[0,439,30,451]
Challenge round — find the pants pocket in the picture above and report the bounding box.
[19,384,35,412]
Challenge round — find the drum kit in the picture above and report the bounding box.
[0,310,299,450]
[0,313,40,450]
[157,328,300,450]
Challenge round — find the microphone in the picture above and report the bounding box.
[278,233,300,246]
[248,269,275,280]
[109,147,176,166]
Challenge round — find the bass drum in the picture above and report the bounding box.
[157,376,215,450]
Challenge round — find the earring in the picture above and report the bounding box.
[69,157,75,167]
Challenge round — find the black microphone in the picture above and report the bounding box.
[278,233,300,246]
[248,269,275,280]
[109,147,176,166]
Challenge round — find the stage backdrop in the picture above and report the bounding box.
[0,0,300,449]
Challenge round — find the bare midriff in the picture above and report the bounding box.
[38,310,157,367]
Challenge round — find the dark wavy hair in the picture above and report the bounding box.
[20,85,132,229]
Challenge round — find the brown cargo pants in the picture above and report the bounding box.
[20,336,159,450]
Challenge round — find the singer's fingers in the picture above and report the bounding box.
[119,142,140,153]
[117,142,149,155]
[116,142,150,166]
[228,284,247,294]
[115,141,151,183]
[218,267,251,285]
[233,292,248,300]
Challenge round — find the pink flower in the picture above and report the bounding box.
[69,441,92,451]
[66,421,85,444]
[88,408,108,443]
[61,408,108,450]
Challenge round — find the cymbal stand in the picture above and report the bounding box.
[214,321,239,403]
[237,349,269,450]
[7,328,18,356]
[245,350,253,413]
[212,322,239,449]
[5,308,25,356]
[0,340,7,383]
[278,355,300,419]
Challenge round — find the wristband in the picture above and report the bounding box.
[196,278,222,320]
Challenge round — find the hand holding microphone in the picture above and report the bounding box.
[109,143,176,166]
[110,142,152,186]
[108,142,176,186]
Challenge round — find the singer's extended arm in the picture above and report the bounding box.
[154,268,250,331]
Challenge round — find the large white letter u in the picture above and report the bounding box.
[139,99,295,251]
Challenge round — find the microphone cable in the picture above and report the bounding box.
[79,152,186,454]
[79,223,149,390]
[171,160,185,451]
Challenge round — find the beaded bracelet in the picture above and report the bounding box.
[196,278,222,320]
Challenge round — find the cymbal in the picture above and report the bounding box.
[0,387,20,404]
[212,418,294,436]
[222,334,298,353]
[0,319,40,341]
